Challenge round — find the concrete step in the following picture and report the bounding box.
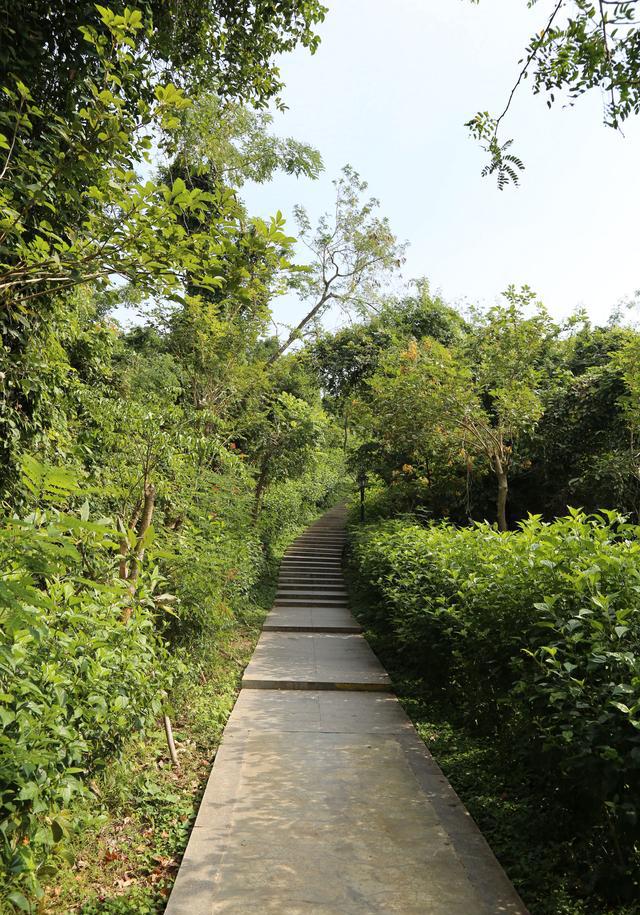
[242,632,391,691]
[166,690,528,914]
[275,598,349,609]
[284,551,344,559]
[293,533,347,539]
[286,543,344,550]
[277,595,347,602]
[292,541,346,547]
[164,503,528,915]
[283,560,343,566]
[263,605,362,633]
[278,575,344,583]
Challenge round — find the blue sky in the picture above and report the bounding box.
[241,0,640,331]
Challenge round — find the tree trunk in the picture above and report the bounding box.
[117,482,177,769]
[163,714,180,769]
[128,482,156,583]
[266,289,332,365]
[118,499,142,581]
[493,456,508,532]
[121,483,156,624]
[252,466,269,522]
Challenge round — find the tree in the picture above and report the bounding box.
[467,1,640,187]
[268,165,406,362]
[0,6,308,493]
[167,92,323,190]
[0,9,278,309]
[465,287,553,528]
[508,321,638,520]
[245,391,327,519]
[362,337,482,518]
[0,0,327,113]
[311,280,464,451]
[611,333,640,509]
[376,278,466,347]
[363,287,553,529]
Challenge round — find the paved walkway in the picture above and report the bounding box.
[165,506,528,915]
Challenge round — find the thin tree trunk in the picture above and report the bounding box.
[494,456,509,532]
[118,500,142,581]
[121,484,155,624]
[164,714,180,769]
[117,482,178,769]
[128,482,156,583]
[267,289,332,365]
[118,539,129,582]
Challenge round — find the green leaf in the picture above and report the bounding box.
[7,891,31,912]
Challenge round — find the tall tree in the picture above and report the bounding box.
[268,165,406,363]
[0,0,327,112]
[362,287,553,529]
[0,3,324,495]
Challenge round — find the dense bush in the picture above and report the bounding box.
[350,511,640,882]
[0,505,178,910]
[259,447,348,556]
[163,447,347,647]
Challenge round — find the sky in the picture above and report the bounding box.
[240,0,640,332]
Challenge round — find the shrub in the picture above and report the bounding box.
[350,510,640,877]
[0,505,177,907]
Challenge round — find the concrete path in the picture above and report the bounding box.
[165,505,528,915]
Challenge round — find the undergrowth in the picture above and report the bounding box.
[21,508,319,915]
[33,625,258,915]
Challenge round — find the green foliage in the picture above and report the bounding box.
[311,279,464,402]
[352,288,554,530]
[169,93,323,189]
[270,165,406,361]
[258,445,348,553]
[0,3,310,496]
[326,287,640,529]
[0,433,345,907]
[0,460,178,904]
[350,511,640,889]
[0,2,348,911]
[0,1,327,114]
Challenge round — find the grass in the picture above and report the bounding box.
[344,560,640,915]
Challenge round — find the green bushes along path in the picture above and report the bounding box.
[349,512,640,908]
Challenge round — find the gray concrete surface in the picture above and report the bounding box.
[274,596,350,607]
[263,604,362,633]
[242,632,392,690]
